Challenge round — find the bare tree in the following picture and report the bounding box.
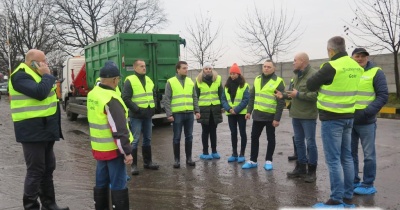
[237,5,303,63]
[1,0,58,71]
[0,14,21,72]
[344,0,400,98]
[52,0,112,51]
[185,12,224,68]
[109,0,168,34]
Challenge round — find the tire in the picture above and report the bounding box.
[66,100,78,121]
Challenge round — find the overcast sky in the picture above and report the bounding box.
[160,0,360,68]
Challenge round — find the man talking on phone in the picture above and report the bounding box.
[9,49,69,210]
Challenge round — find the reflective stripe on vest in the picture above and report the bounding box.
[317,56,364,113]
[225,83,249,115]
[254,76,283,114]
[169,77,194,113]
[126,75,155,108]
[9,63,58,122]
[95,77,121,96]
[355,67,379,109]
[87,86,133,152]
[197,75,221,106]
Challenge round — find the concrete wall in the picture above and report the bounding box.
[189,53,399,92]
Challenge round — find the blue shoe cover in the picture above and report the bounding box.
[242,161,258,169]
[211,152,220,159]
[237,156,245,163]
[227,156,237,162]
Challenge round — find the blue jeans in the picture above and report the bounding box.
[321,119,354,202]
[173,113,194,144]
[130,117,153,149]
[95,155,127,190]
[351,123,377,187]
[292,118,318,165]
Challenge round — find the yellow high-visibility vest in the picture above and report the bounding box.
[355,67,379,109]
[317,56,364,113]
[168,77,194,113]
[225,83,249,115]
[126,75,155,108]
[95,77,121,96]
[9,63,57,122]
[87,86,133,152]
[197,75,221,106]
[253,75,283,114]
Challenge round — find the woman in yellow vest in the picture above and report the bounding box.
[221,63,250,163]
[195,62,223,160]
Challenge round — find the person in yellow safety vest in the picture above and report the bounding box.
[242,60,286,171]
[163,61,200,169]
[87,60,133,210]
[122,59,159,176]
[350,48,388,195]
[9,49,69,210]
[307,36,364,208]
[195,62,223,160]
[221,63,250,163]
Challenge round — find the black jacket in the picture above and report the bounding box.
[11,69,63,143]
[122,72,156,119]
[354,61,388,125]
[307,52,355,121]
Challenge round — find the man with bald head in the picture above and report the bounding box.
[9,49,69,209]
[275,52,318,183]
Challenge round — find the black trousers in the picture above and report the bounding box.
[227,114,247,156]
[22,141,56,197]
[201,114,218,154]
[250,121,276,162]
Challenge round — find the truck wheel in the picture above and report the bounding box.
[66,100,78,121]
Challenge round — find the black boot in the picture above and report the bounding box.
[304,164,317,183]
[23,194,40,210]
[39,182,69,210]
[288,136,298,161]
[173,143,180,168]
[286,161,307,178]
[185,142,196,167]
[111,188,129,210]
[93,187,109,210]
[142,146,159,170]
[131,148,139,175]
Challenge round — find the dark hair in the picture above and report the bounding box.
[175,61,188,72]
[327,36,346,53]
[225,74,246,88]
[264,59,275,67]
[133,59,145,67]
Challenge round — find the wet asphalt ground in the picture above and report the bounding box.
[1,96,400,210]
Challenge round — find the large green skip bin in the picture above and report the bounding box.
[84,33,185,93]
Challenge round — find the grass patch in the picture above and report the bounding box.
[385,93,400,108]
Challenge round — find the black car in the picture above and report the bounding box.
[0,82,8,95]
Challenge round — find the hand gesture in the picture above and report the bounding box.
[245,113,251,120]
[286,88,298,99]
[272,120,280,127]
[167,116,174,122]
[274,90,283,99]
[195,113,201,119]
[124,154,133,165]
[35,62,51,76]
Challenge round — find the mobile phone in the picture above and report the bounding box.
[31,61,39,68]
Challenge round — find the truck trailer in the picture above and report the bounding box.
[60,33,186,125]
